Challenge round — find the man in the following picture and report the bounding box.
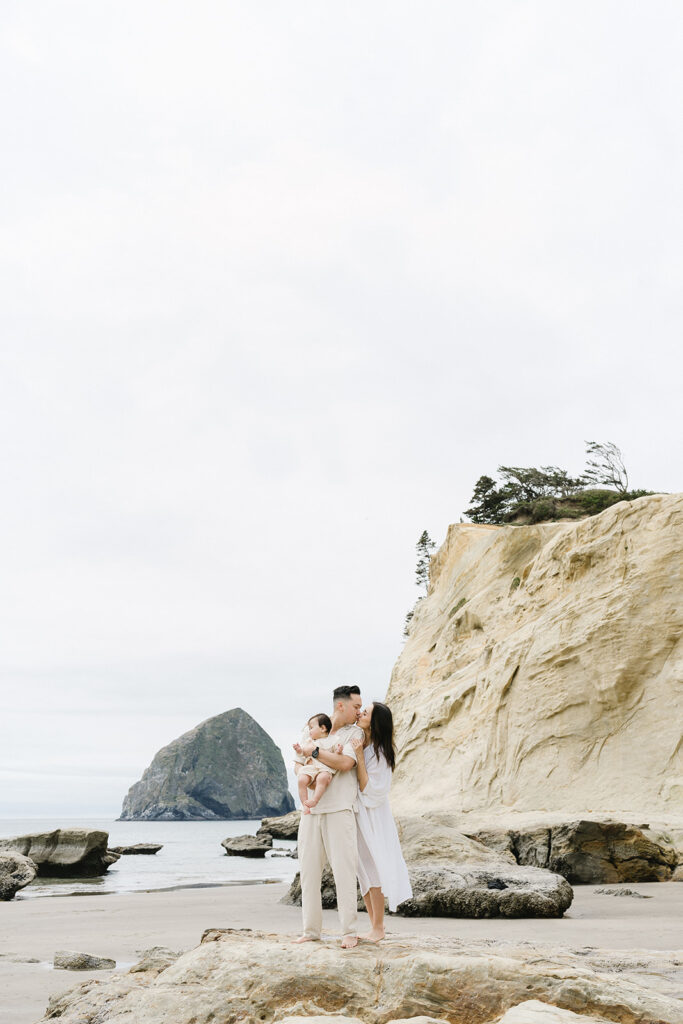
[294,684,363,949]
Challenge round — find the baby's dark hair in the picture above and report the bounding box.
[309,712,332,734]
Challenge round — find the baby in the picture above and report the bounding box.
[293,713,343,813]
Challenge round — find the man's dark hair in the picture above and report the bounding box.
[309,713,332,734]
[332,684,361,703]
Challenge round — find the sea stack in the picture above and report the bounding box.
[119,708,294,821]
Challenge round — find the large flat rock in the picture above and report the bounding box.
[38,929,683,1024]
[0,830,119,877]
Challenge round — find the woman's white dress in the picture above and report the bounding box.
[355,745,412,912]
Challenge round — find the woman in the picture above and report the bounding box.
[351,702,412,942]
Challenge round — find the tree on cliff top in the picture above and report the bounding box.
[466,442,650,525]
[415,530,436,592]
[583,440,629,494]
[404,529,436,638]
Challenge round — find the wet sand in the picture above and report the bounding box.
[2,881,682,1024]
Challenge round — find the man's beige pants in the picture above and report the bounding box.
[298,809,358,938]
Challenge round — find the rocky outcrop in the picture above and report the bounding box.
[283,815,572,918]
[54,951,116,970]
[119,708,295,821]
[389,495,683,824]
[109,843,163,855]
[0,830,119,876]
[0,851,37,899]
[38,929,683,1024]
[221,834,273,857]
[469,821,678,883]
[257,810,301,839]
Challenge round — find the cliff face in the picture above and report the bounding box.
[388,494,682,824]
[120,708,294,821]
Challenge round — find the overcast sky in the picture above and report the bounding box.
[1,2,681,817]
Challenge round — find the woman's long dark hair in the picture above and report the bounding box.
[369,702,396,771]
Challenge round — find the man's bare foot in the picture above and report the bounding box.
[293,934,318,944]
[341,935,358,949]
[360,928,384,943]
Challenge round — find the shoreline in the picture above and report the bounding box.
[17,876,287,900]
[3,881,683,1024]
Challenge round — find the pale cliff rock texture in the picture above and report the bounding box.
[120,708,294,821]
[389,494,683,824]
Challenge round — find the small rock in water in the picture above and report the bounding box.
[109,843,163,855]
[594,887,651,898]
[54,950,116,970]
[221,834,273,858]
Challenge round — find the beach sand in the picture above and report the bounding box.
[2,881,682,1024]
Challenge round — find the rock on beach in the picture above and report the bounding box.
[0,830,119,877]
[0,851,37,900]
[38,928,683,1024]
[53,950,116,970]
[221,834,273,857]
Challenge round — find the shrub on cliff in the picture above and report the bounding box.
[466,443,654,525]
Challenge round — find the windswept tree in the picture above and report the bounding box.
[404,530,436,640]
[415,530,436,592]
[582,441,629,494]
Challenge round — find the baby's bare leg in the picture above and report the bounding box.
[303,771,333,808]
[298,772,315,812]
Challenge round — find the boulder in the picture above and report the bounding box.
[54,950,116,970]
[109,843,163,855]
[257,810,301,839]
[283,861,572,919]
[281,865,341,909]
[282,816,573,918]
[388,494,683,824]
[0,830,119,877]
[38,929,683,1024]
[119,707,295,821]
[0,851,37,900]
[470,820,678,883]
[221,834,273,857]
[129,947,181,975]
[398,863,573,918]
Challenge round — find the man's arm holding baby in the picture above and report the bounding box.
[300,740,354,772]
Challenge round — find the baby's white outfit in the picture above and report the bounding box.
[294,724,337,782]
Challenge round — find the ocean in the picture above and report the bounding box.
[0,817,299,899]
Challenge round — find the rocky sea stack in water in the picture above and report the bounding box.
[119,708,294,821]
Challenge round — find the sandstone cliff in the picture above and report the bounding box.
[388,494,682,825]
[120,708,294,820]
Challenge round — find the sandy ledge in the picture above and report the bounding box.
[2,881,682,1024]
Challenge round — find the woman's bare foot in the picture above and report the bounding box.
[293,934,317,944]
[360,928,385,943]
[341,935,358,948]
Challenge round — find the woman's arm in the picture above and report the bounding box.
[356,750,392,808]
[352,738,369,791]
